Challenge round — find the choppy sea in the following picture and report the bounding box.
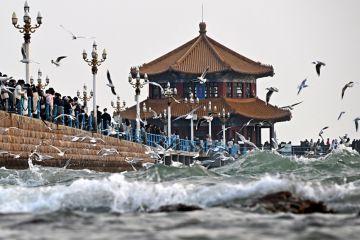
[1,146,360,240]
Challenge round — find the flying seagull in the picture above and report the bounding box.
[236,132,258,150]
[355,117,360,132]
[297,78,308,95]
[173,106,202,121]
[280,101,303,110]
[341,81,354,99]
[216,126,233,136]
[265,87,279,105]
[312,61,326,76]
[60,25,95,40]
[318,126,329,141]
[149,109,161,119]
[51,56,67,67]
[148,81,164,94]
[21,45,39,64]
[53,114,75,121]
[239,119,254,132]
[337,111,345,120]
[192,66,209,84]
[196,115,213,130]
[106,70,116,95]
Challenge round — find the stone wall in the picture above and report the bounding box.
[0,111,152,172]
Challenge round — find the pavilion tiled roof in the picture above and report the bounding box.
[137,22,274,78]
[120,97,291,123]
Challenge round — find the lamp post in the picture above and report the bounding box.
[30,69,49,90]
[163,82,177,141]
[12,1,42,84]
[218,107,231,146]
[82,41,107,131]
[142,102,151,126]
[111,95,126,123]
[203,101,217,139]
[184,91,199,142]
[128,66,148,142]
[77,84,93,109]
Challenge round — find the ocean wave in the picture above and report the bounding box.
[0,173,359,214]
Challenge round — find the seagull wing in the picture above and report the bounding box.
[201,66,210,79]
[111,87,116,95]
[60,25,76,38]
[290,101,303,108]
[106,70,113,85]
[337,111,345,120]
[56,56,67,63]
[316,64,321,76]
[266,90,273,104]
[355,118,359,132]
[148,82,164,94]
[171,96,181,104]
[173,114,187,122]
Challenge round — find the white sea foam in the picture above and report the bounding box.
[0,173,358,214]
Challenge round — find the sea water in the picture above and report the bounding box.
[1,147,360,240]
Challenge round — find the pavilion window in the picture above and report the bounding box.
[152,86,161,99]
[235,82,243,98]
[206,82,218,98]
[183,82,193,98]
[226,82,232,97]
[245,83,251,98]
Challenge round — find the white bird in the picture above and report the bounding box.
[196,115,213,130]
[0,76,13,82]
[312,61,326,76]
[106,70,116,95]
[239,119,254,132]
[173,106,202,121]
[41,119,53,131]
[29,151,54,162]
[265,87,279,105]
[53,114,75,121]
[97,148,119,156]
[297,78,309,95]
[47,144,66,156]
[142,162,154,170]
[216,126,233,136]
[148,81,164,94]
[318,126,329,141]
[280,101,303,110]
[60,25,95,40]
[171,96,181,104]
[150,109,161,119]
[51,56,67,67]
[20,45,39,64]
[192,66,209,84]
[341,81,354,99]
[337,111,345,120]
[355,118,360,132]
[236,132,258,149]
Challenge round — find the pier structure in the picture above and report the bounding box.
[121,22,291,147]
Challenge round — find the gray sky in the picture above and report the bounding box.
[1,0,359,144]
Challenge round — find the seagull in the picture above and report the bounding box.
[125,157,143,171]
[0,76,13,82]
[142,162,154,170]
[106,70,116,95]
[265,87,279,105]
[171,96,181,104]
[236,132,258,149]
[60,25,95,40]
[148,81,164,94]
[192,66,209,84]
[297,78,309,95]
[312,61,326,76]
[150,109,161,119]
[355,118,360,132]
[53,114,75,121]
[173,106,202,121]
[97,148,119,156]
[29,151,54,162]
[41,119,53,131]
[48,144,66,156]
[20,45,39,64]
[196,115,213,130]
[239,119,254,132]
[280,101,303,110]
[341,81,354,99]
[337,111,345,120]
[216,126,233,136]
[51,56,67,67]
[318,126,329,141]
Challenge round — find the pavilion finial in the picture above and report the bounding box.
[199,21,207,34]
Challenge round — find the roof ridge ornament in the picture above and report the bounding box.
[199,22,207,34]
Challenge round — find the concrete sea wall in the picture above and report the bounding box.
[0,111,152,172]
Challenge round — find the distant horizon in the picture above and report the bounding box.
[1,0,359,145]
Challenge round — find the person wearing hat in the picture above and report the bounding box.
[100,108,111,133]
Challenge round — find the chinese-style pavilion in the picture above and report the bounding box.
[121,22,291,146]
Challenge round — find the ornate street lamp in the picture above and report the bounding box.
[111,95,126,123]
[218,107,231,146]
[158,109,168,134]
[163,82,177,141]
[203,100,217,139]
[128,66,148,142]
[184,91,199,142]
[30,69,49,90]
[82,41,107,131]
[77,84,93,108]
[12,1,42,84]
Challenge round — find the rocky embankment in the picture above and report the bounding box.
[0,111,152,172]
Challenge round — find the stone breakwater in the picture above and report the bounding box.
[0,111,152,172]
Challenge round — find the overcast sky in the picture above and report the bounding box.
[1,0,359,144]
